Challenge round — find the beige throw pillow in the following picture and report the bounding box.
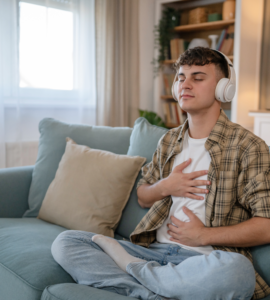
[38,137,146,237]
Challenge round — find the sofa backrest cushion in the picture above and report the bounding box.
[37,137,146,237]
[115,117,169,239]
[24,118,132,217]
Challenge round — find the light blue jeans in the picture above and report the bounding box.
[51,230,256,300]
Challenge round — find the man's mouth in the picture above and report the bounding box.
[181,94,194,98]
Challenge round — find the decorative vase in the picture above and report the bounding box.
[188,38,209,49]
[222,0,236,20]
[208,35,219,50]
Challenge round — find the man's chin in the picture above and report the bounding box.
[179,105,202,115]
[178,100,194,111]
[178,103,193,113]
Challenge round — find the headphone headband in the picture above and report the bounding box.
[211,49,236,84]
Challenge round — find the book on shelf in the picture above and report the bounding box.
[163,101,187,126]
[163,74,170,95]
[162,73,175,95]
[163,102,171,124]
[171,102,177,124]
[177,104,187,124]
[216,29,227,50]
[170,38,185,60]
[220,25,234,55]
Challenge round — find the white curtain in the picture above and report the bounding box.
[95,0,140,127]
[0,0,96,169]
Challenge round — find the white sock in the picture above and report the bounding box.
[92,234,146,273]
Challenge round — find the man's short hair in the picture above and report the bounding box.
[174,47,229,79]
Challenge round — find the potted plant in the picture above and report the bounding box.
[152,7,180,77]
[139,109,167,128]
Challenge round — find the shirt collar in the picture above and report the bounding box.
[177,108,229,149]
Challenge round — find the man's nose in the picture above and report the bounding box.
[178,79,192,93]
[181,78,192,89]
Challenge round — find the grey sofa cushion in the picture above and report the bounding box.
[41,283,135,300]
[24,118,133,217]
[0,166,33,218]
[251,245,270,289]
[0,218,74,300]
[115,117,168,239]
[0,217,127,300]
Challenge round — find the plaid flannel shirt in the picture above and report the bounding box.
[130,109,270,300]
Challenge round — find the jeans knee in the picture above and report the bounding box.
[51,230,84,264]
[231,253,255,295]
[51,230,70,264]
[51,230,97,265]
[214,251,256,298]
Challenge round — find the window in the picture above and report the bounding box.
[16,0,80,101]
[19,2,74,90]
[1,0,95,106]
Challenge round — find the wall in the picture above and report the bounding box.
[232,0,264,131]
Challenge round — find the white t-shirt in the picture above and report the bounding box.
[156,130,214,255]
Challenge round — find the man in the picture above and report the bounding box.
[51,47,270,300]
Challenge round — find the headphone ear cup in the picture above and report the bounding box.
[225,84,236,101]
[215,78,229,103]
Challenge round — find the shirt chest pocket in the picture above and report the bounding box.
[216,171,238,206]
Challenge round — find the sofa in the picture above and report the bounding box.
[1,116,270,300]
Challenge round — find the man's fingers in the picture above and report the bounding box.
[182,206,197,219]
[167,223,178,233]
[170,215,184,226]
[188,180,211,187]
[185,193,204,200]
[189,187,209,194]
[167,230,181,240]
[187,170,209,180]
[169,237,181,243]
[174,158,192,172]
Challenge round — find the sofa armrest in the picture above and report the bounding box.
[0,166,34,218]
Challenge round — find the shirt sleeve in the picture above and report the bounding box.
[136,134,165,190]
[238,140,270,218]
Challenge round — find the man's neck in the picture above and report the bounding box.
[187,106,221,139]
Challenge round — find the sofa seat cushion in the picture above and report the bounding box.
[0,218,74,300]
[41,283,134,300]
[0,218,127,300]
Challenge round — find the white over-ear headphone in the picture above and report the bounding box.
[171,50,236,103]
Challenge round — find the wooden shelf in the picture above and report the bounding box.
[174,19,235,33]
[163,60,176,64]
[161,95,174,100]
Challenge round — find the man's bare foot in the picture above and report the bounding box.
[92,234,146,272]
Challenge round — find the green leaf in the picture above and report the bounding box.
[152,7,181,78]
[138,109,168,129]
